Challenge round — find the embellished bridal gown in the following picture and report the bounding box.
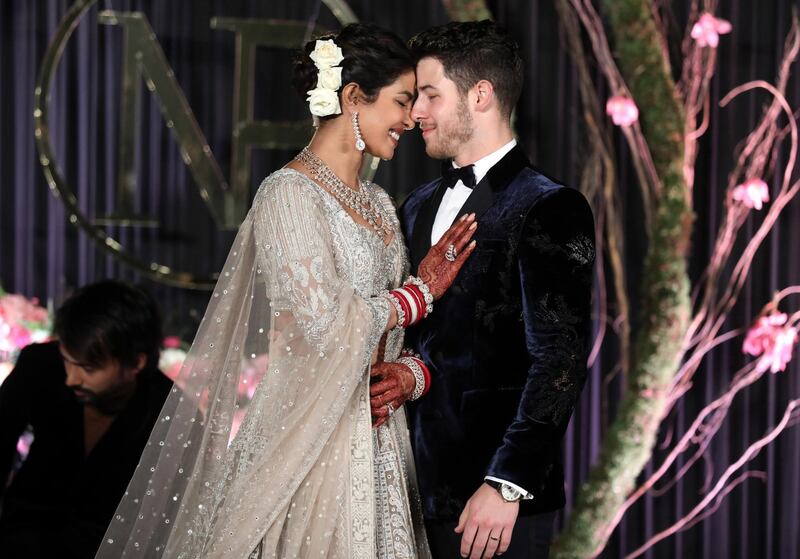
[96,169,430,558]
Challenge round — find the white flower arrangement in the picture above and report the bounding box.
[306,39,344,117]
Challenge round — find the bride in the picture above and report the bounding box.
[96,24,476,558]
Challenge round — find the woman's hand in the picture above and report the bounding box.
[418,213,477,300]
[370,361,416,428]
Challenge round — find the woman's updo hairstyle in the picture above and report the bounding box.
[292,23,414,120]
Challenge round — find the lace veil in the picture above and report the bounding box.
[96,172,400,558]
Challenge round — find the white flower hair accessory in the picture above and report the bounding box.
[306,39,344,117]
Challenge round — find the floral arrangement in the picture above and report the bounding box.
[158,336,268,442]
[159,335,267,401]
[547,2,800,556]
[0,287,51,385]
[605,96,639,127]
[305,39,344,117]
[743,311,799,374]
[158,335,188,382]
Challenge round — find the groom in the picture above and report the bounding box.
[370,20,594,559]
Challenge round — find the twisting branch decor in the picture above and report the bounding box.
[553,1,800,557]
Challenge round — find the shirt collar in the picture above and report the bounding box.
[452,138,518,185]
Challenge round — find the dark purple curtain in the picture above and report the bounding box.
[1,1,799,557]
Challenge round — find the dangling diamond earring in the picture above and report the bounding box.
[352,111,366,151]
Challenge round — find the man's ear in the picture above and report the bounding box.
[132,353,147,377]
[472,79,496,113]
[341,82,363,113]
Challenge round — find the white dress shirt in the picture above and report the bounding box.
[430,139,518,245]
[428,138,533,500]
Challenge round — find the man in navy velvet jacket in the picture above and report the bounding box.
[371,20,595,559]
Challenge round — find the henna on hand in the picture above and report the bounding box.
[418,213,478,300]
[369,361,416,428]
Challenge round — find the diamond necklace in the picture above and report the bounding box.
[295,147,393,242]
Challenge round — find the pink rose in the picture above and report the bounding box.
[163,336,182,349]
[606,96,639,127]
[691,13,732,48]
[732,178,769,210]
[743,312,798,373]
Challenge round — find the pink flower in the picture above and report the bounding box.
[743,312,798,373]
[732,178,770,210]
[163,336,182,349]
[0,294,49,324]
[159,348,187,382]
[691,13,732,48]
[606,96,639,127]
[16,431,33,460]
[8,325,31,350]
[0,292,50,353]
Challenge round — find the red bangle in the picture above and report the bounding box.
[420,360,431,396]
[399,350,431,400]
[388,286,427,328]
[405,284,425,318]
[391,290,412,327]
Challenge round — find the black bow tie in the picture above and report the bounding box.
[441,163,476,189]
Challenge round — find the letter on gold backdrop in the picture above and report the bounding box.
[98,11,320,230]
[34,0,359,287]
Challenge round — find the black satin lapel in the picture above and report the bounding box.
[454,145,531,222]
[412,147,530,271]
[485,145,531,192]
[454,177,493,222]
[411,180,448,273]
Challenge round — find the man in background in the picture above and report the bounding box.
[0,280,172,558]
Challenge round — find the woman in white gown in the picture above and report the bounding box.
[96,24,476,559]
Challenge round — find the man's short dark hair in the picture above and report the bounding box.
[54,280,162,370]
[408,20,524,118]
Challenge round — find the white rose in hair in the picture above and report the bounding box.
[309,39,344,69]
[317,66,343,91]
[306,87,341,117]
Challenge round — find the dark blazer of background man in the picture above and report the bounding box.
[398,21,594,559]
[0,281,172,559]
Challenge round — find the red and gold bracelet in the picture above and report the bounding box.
[386,276,434,328]
[398,349,431,400]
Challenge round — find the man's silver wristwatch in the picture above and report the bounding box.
[485,479,523,503]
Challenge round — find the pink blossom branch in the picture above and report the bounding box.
[569,0,663,216]
[679,2,723,189]
[697,173,800,354]
[624,400,800,559]
[676,471,766,531]
[682,50,718,190]
[651,290,800,503]
[728,22,800,182]
[676,81,799,393]
[605,360,762,537]
[667,328,743,409]
[683,20,800,353]
[678,0,703,88]
[773,286,800,305]
[556,0,631,378]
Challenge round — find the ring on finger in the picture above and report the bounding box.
[387,403,395,416]
[445,244,457,262]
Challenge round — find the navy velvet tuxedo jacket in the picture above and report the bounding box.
[401,146,595,521]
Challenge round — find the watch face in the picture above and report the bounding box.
[501,484,522,502]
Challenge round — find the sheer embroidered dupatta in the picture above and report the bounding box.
[97,172,392,558]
